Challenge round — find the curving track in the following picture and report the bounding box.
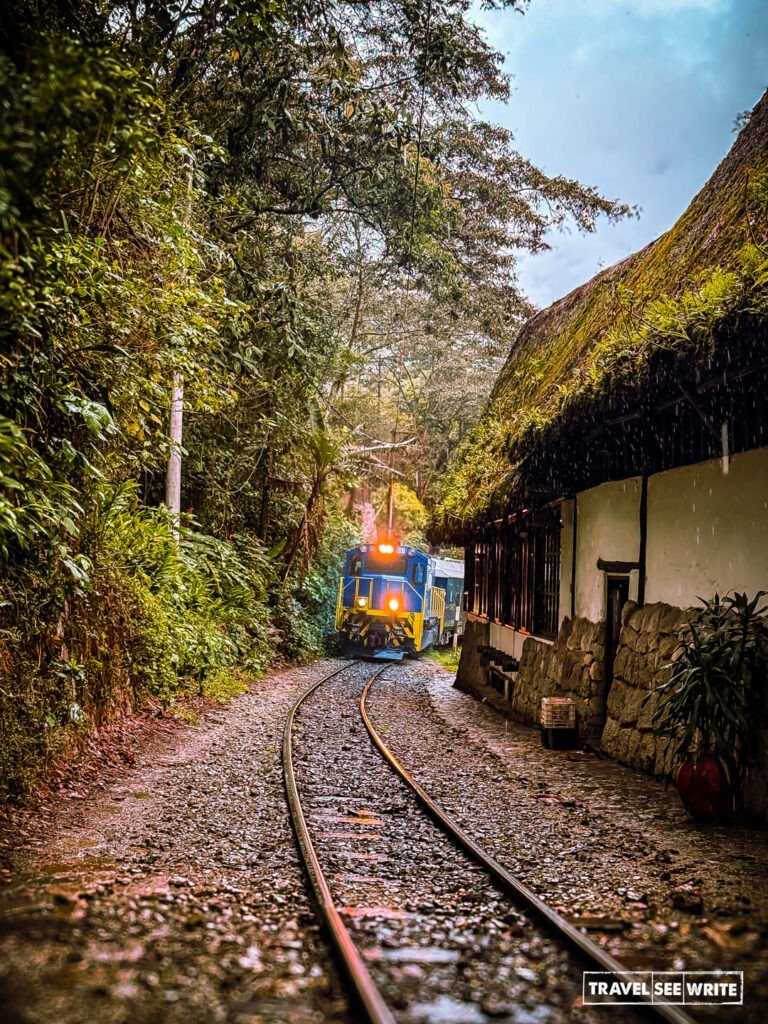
[283,660,698,1024]
[283,661,395,1024]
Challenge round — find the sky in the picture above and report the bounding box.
[475,0,768,308]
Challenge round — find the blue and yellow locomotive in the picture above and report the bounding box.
[335,541,446,660]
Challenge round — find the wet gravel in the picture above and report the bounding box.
[0,660,352,1024]
[2,653,765,1024]
[292,661,641,1024]
[365,659,768,1023]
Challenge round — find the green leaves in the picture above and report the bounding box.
[0,0,642,799]
[60,397,116,439]
[0,34,250,568]
[0,415,82,557]
[647,590,768,789]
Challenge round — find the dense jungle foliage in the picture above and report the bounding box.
[0,0,627,799]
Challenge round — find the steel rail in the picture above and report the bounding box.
[360,674,699,1024]
[282,661,396,1024]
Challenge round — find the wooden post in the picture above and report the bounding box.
[166,370,184,538]
[637,473,648,607]
[164,140,193,539]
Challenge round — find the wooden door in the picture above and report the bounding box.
[605,575,629,687]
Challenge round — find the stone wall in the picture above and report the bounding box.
[510,617,606,745]
[456,606,682,754]
[454,617,492,694]
[602,600,768,817]
[600,601,686,777]
[455,615,607,744]
[456,601,768,818]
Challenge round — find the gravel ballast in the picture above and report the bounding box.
[1,654,766,1023]
[365,659,768,1023]
[292,661,638,1024]
[0,661,352,1024]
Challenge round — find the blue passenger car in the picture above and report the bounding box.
[432,556,465,645]
[335,541,446,660]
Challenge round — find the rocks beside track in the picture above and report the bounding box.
[365,658,768,1024]
[0,661,351,1024]
[3,652,767,1023]
[290,662,638,1024]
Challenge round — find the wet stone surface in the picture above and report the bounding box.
[292,661,640,1024]
[0,661,351,1024]
[366,659,768,1023]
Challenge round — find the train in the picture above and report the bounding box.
[335,540,464,660]
[432,555,465,646]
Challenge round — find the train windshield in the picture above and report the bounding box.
[364,551,409,575]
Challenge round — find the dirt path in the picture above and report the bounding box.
[0,661,351,1024]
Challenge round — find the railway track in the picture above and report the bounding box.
[283,660,698,1024]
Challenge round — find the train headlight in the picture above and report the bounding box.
[387,597,400,612]
[378,542,394,554]
[357,597,367,608]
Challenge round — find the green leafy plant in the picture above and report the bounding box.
[649,591,768,787]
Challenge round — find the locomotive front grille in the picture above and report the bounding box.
[337,605,418,656]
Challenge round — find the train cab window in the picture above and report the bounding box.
[350,555,363,576]
[411,562,426,586]
[364,551,409,575]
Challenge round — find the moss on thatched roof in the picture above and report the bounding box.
[432,90,768,540]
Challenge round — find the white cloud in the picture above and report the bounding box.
[534,0,723,15]
[476,0,768,306]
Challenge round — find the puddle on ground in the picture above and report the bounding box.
[312,811,383,826]
[316,830,383,842]
[380,946,461,964]
[29,855,116,877]
[405,995,486,1023]
[29,836,100,857]
[340,905,411,920]
[0,853,120,918]
[91,803,126,817]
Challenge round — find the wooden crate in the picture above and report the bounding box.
[540,696,576,729]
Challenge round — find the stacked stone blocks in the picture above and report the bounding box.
[455,601,768,816]
[509,617,607,745]
[600,601,688,777]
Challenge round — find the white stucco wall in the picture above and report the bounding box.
[489,621,552,657]
[574,477,642,622]
[645,446,768,608]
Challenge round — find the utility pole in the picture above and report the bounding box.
[165,141,193,539]
[165,372,184,537]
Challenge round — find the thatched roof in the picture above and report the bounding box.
[432,90,768,541]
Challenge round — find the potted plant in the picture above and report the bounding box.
[647,590,768,821]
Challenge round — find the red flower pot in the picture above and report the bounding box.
[676,754,733,821]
